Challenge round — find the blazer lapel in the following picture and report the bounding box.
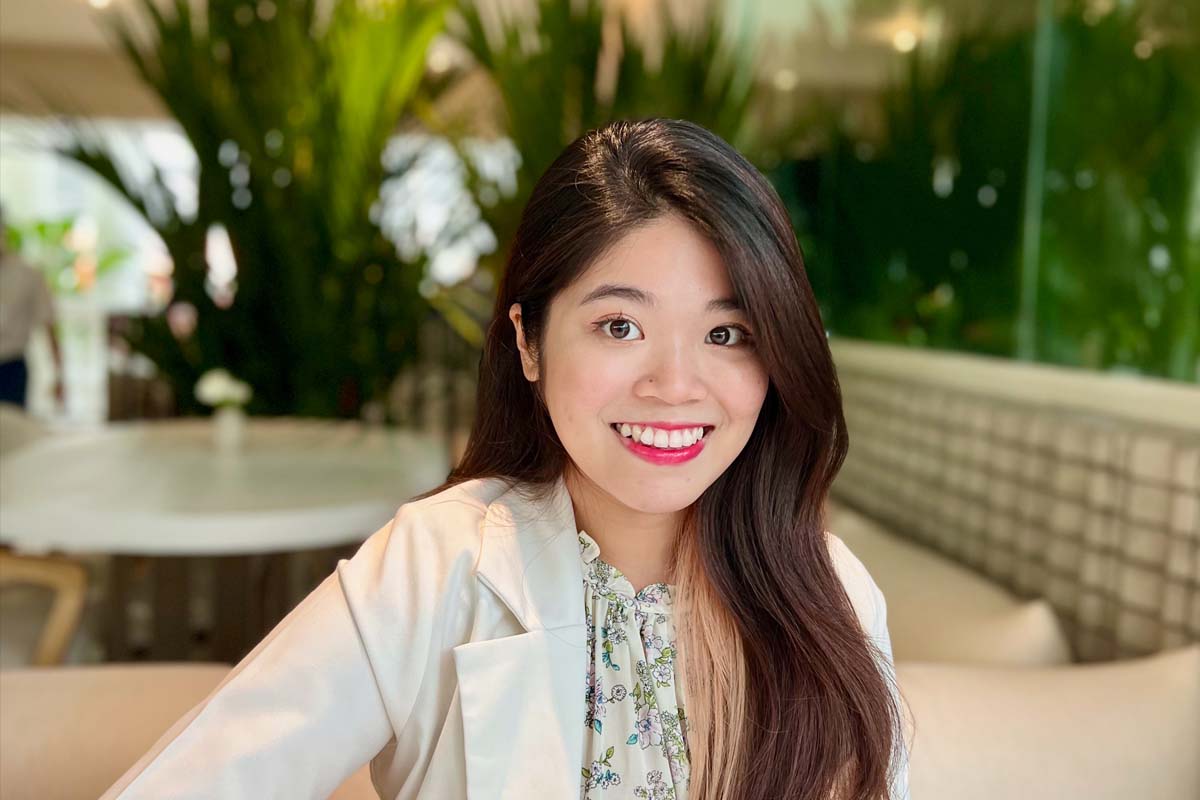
[452,474,588,799]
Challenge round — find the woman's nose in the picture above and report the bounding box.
[634,345,707,404]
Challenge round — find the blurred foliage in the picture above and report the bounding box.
[1036,3,1199,381]
[419,0,762,342]
[775,0,1198,381]
[45,0,1196,390]
[3,215,129,295]
[59,0,449,417]
[785,23,1031,357]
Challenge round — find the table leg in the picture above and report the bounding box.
[214,555,251,664]
[153,556,192,660]
[105,555,132,661]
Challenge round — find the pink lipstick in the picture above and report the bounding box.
[609,423,712,465]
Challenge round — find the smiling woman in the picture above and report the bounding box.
[437,118,911,800]
[99,118,908,800]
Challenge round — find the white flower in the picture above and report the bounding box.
[195,368,253,407]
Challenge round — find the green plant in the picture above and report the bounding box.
[774,1,1198,381]
[1035,2,1199,380]
[827,23,1029,356]
[59,0,451,416]
[3,215,128,294]
[419,0,762,344]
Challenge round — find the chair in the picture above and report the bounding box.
[0,549,88,666]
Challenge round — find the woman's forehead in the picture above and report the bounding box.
[565,218,735,308]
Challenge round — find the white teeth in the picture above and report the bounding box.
[614,423,710,450]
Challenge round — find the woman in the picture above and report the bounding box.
[102,118,910,800]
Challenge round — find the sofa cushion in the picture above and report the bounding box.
[0,663,377,800]
[829,500,1073,665]
[897,644,1200,800]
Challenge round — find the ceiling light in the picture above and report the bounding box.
[892,29,918,53]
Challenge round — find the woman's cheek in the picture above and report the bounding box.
[571,343,625,387]
[730,360,770,413]
[549,347,620,419]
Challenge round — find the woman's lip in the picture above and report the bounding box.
[610,423,707,465]
[609,422,714,431]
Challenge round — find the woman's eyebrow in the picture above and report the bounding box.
[579,282,743,312]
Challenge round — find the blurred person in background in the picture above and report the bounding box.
[0,204,64,410]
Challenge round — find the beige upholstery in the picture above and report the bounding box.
[829,499,1073,665]
[4,648,1196,800]
[830,338,1200,662]
[898,644,1200,800]
[0,664,378,800]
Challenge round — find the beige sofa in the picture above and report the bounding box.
[0,664,377,800]
[4,644,1198,800]
[829,496,1198,799]
[829,338,1200,664]
[899,644,1200,800]
[829,499,1074,666]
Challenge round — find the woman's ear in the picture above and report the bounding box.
[508,303,539,382]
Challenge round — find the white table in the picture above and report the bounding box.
[0,416,452,661]
[0,416,451,556]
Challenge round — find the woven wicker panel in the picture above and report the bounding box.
[831,366,1199,662]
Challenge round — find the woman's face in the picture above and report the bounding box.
[510,213,770,515]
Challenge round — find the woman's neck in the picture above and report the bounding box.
[563,467,683,592]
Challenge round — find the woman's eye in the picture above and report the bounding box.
[599,317,643,341]
[707,325,752,347]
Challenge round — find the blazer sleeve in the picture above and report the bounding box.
[868,572,912,800]
[99,504,433,799]
[826,532,912,800]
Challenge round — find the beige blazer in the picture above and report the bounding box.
[100,473,909,799]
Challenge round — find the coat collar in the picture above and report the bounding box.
[452,472,590,798]
[474,471,587,633]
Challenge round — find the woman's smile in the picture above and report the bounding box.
[609,422,713,465]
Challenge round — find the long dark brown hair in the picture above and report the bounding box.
[415,118,908,800]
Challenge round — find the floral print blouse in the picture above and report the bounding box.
[579,529,690,800]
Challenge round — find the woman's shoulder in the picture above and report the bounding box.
[336,476,514,605]
[338,477,512,575]
[387,476,515,552]
[824,530,884,638]
[400,475,513,520]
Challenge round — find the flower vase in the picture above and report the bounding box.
[213,405,246,453]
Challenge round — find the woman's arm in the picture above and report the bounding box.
[98,506,432,799]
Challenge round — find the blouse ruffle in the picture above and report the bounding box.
[579,529,690,800]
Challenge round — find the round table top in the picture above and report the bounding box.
[0,416,451,556]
